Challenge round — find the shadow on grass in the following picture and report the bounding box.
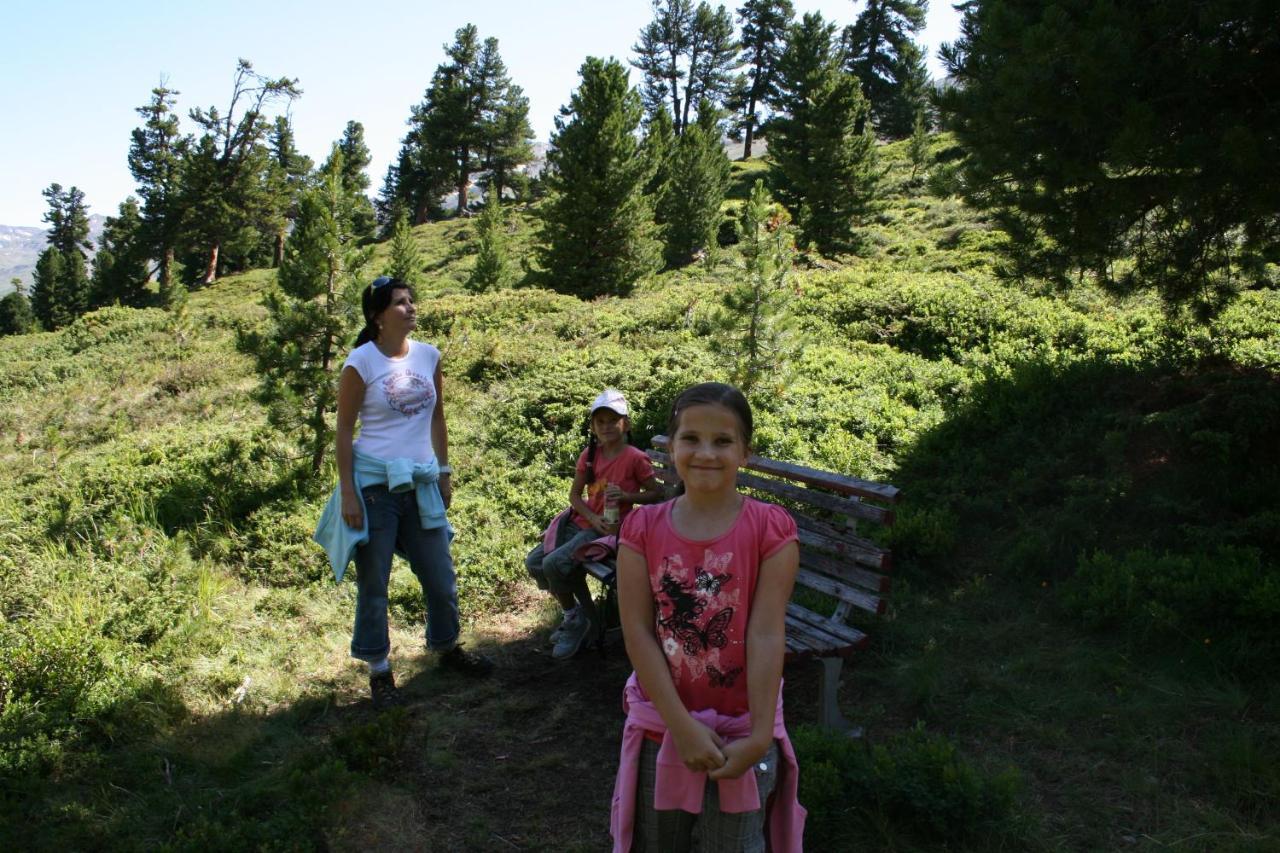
[837,354,1280,849]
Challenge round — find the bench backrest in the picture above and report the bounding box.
[648,435,900,654]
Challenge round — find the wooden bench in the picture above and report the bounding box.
[582,435,900,733]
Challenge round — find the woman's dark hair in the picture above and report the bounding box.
[353,276,414,347]
[666,382,754,447]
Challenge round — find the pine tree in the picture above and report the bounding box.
[468,194,509,292]
[265,116,315,267]
[657,103,732,266]
[183,59,300,283]
[711,179,798,392]
[239,148,372,475]
[0,280,35,337]
[33,184,92,327]
[939,0,1279,314]
[129,85,188,293]
[841,0,928,138]
[386,210,424,287]
[537,57,661,299]
[482,84,535,202]
[730,0,795,158]
[330,121,376,240]
[643,107,678,203]
[769,13,877,254]
[30,249,67,331]
[90,197,150,308]
[633,0,741,134]
[389,27,531,220]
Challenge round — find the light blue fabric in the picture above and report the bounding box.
[313,450,450,582]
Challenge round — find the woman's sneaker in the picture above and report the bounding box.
[369,671,404,710]
[552,613,594,660]
[438,644,495,676]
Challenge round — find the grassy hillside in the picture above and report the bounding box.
[2,139,1277,851]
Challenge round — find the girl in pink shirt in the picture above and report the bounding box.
[612,383,805,851]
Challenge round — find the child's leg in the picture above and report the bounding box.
[528,517,584,610]
[633,739,696,853]
[692,740,780,853]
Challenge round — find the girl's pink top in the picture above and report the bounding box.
[571,444,656,529]
[618,497,797,715]
[610,672,806,852]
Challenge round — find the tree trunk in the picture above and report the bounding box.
[274,230,285,267]
[743,96,758,159]
[159,246,174,291]
[456,148,470,215]
[201,243,219,285]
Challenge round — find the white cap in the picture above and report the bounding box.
[589,388,629,417]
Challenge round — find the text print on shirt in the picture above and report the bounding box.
[382,371,435,417]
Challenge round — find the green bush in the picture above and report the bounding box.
[794,722,1024,847]
[1060,546,1280,670]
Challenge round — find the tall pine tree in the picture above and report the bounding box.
[841,0,929,139]
[386,210,424,287]
[265,116,315,267]
[329,121,376,240]
[657,103,732,266]
[90,197,150,308]
[633,0,741,134]
[30,184,92,329]
[730,0,795,158]
[128,85,187,293]
[768,13,877,254]
[939,0,1280,314]
[183,59,300,283]
[468,193,509,292]
[538,57,661,299]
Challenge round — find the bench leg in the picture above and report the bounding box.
[817,657,862,737]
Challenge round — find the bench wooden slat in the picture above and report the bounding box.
[795,567,885,615]
[784,611,842,654]
[645,450,893,525]
[786,603,868,652]
[796,527,889,572]
[653,436,900,504]
[800,549,891,594]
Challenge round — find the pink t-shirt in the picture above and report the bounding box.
[619,497,798,715]
[571,444,656,529]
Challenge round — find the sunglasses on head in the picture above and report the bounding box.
[370,276,399,290]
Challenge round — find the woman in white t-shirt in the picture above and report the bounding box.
[335,276,493,709]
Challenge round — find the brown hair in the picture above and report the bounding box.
[667,382,754,447]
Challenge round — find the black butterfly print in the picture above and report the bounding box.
[694,567,733,596]
[706,664,743,688]
[658,571,706,625]
[671,606,735,655]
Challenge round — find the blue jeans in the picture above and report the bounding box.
[525,513,598,597]
[351,484,460,660]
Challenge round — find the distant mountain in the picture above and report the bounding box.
[0,215,106,296]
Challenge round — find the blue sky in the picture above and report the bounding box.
[0,0,960,227]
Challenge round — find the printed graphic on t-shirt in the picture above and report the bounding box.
[382,371,435,417]
[655,550,743,688]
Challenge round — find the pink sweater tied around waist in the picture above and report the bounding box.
[610,672,806,852]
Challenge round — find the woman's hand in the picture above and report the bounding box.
[707,736,768,781]
[439,473,452,509]
[340,490,363,530]
[670,717,727,773]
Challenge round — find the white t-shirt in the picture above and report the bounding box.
[343,339,441,463]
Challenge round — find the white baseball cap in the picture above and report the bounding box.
[589,388,629,417]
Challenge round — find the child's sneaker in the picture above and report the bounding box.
[552,613,594,660]
[369,671,403,710]
[549,608,582,644]
[438,644,495,677]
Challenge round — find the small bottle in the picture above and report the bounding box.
[603,484,619,524]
